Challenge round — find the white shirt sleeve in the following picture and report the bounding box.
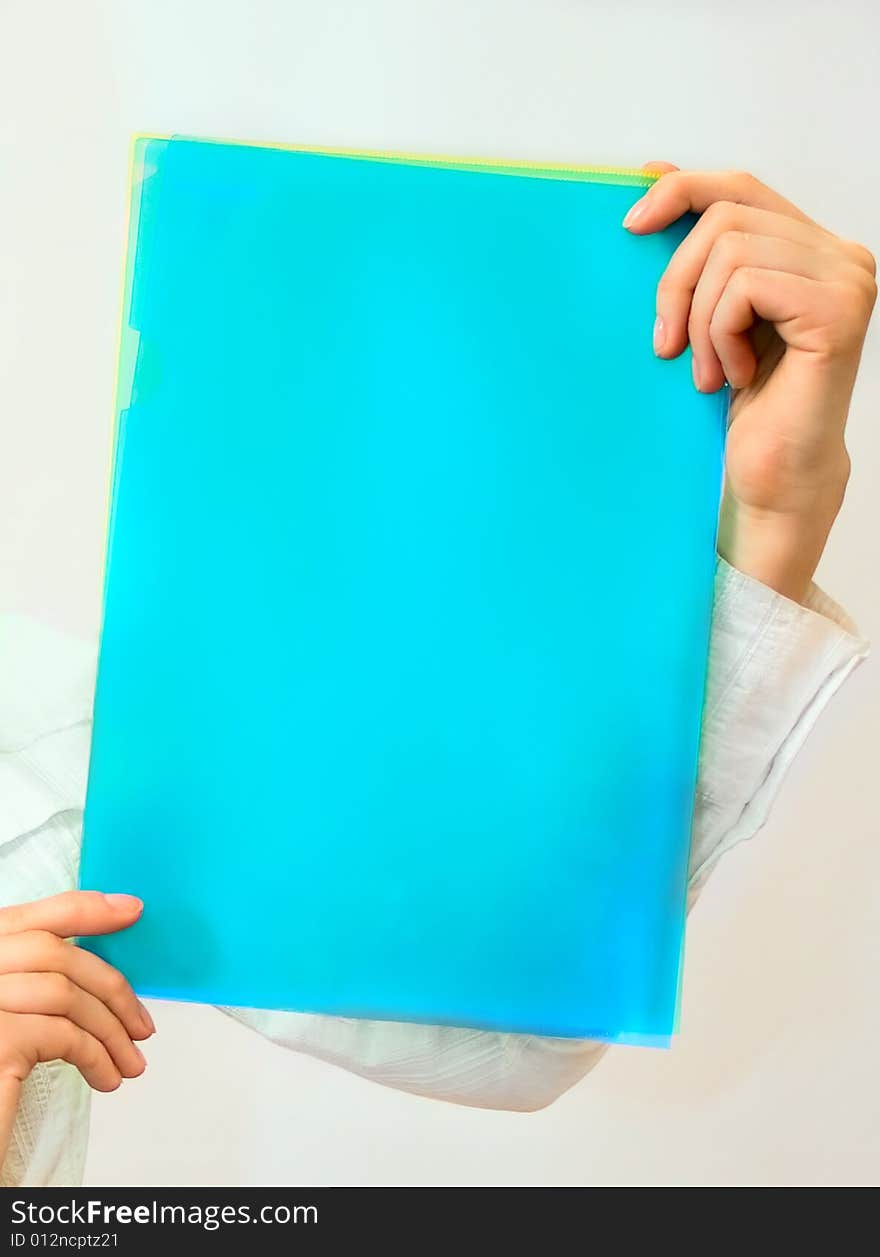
[0,559,869,1184]
[0,616,96,1189]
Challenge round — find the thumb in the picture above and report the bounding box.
[0,891,143,939]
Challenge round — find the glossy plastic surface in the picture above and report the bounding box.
[79,138,726,1042]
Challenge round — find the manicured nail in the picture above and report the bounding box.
[653,315,666,355]
[134,1045,146,1066]
[138,1001,156,1033]
[103,893,143,911]
[692,356,702,390]
[623,196,647,228]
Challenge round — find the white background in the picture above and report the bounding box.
[1,1,878,1186]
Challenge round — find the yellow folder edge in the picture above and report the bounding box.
[101,135,661,602]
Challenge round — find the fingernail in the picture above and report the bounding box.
[692,356,702,390]
[653,315,666,355]
[134,1045,146,1065]
[138,1001,156,1033]
[103,893,143,911]
[623,196,647,228]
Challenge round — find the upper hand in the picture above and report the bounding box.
[625,163,877,602]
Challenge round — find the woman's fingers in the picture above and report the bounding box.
[622,166,877,388]
[706,267,800,390]
[653,206,832,363]
[707,267,849,389]
[0,972,147,1079]
[689,237,860,391]
[0,930,154,1040]
[624,168,819,233]
[10,1013,123,1092]
[709,265,874,390]
[0,895,155,1085]
[0,890,143,940]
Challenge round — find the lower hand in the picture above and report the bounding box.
[0,891,153,1165]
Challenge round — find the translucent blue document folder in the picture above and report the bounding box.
[80,137,727,1043]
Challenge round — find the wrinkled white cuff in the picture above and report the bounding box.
[688,559,869,886]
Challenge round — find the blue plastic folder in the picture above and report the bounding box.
[79,137,727,1044]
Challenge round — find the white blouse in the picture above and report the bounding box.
[0,558,868,1186]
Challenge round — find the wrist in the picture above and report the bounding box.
[717,488,845,605]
